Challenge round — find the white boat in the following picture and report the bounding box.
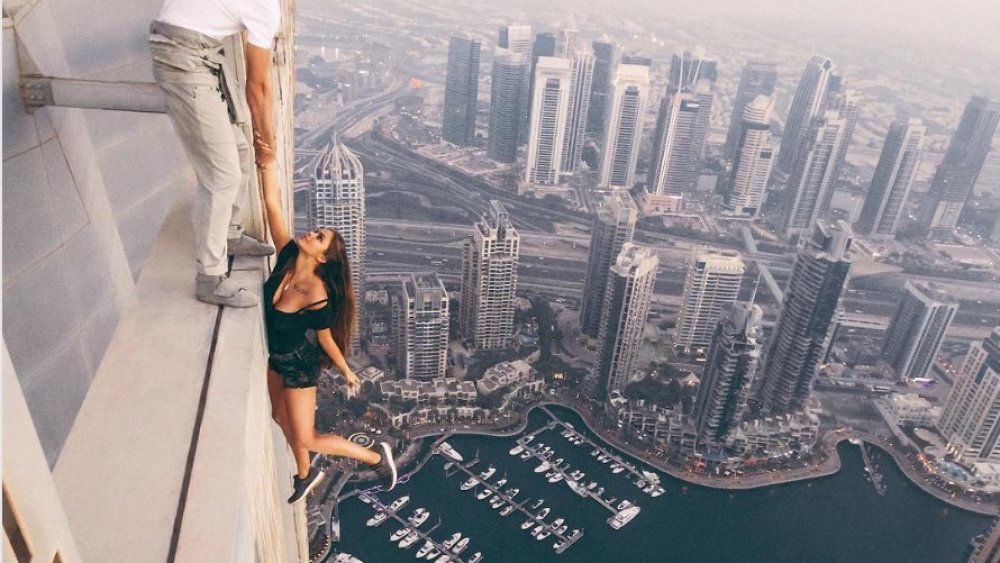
[390,528,409,542]
[534,461,551,473]
[596,487,605,495]
[651,486,665,498]
[451,537,470,554]
[586,481,598,490]
[505,488,520,498]
[479,466,497,480]
[617,500,632,510]
[597,454,608,462]
[443,461,453,471]
[408,508,427,521]
[535,507,550,520]
[521,518,535,530]
[366,511,388,527]
[435,556,451,563]
[438,441,464,462]
[490,496,504,509]
[519,451,532,460]
[536,529,551,541]
[547,473,564,483]
[389,496,411,511]
[531,499,545,509]
[494,478,507,488]
[416,541,434,558]
[410,511,429,527]
[600,457,611,464]
[400,531,420,548]
[524,435,535,444]
[360,495,372,504]
[468,552,483,563]
[643,484,656,494]
[551,518,565,528]
[591,449,600,457]
[561,429,572,438]
[442,533,462,549]
[531,525,544,536]
[608,505,641,529]
[612,466,625,474]
[499,505,515,516]
[424,549,440,560]
[460,478,479,491]
[566,479,588,497]
[570,529,581,538]
[476,488,493,500]
[569,470,584,480]
[553,540,566,551]
[555,524,568,535]
[636,479,647,488]
[509,445,524,456]
[642,470,661,484]
[554,458,564,466]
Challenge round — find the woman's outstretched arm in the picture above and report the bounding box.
[316,328,360,392]
[259,160,292,253]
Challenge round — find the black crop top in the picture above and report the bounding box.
[263,242,333,354]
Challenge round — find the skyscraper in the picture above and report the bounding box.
[488,49,528,163]
[580,191,638,337]
[588,38,615,135]
[396,273,450,380]
[498,24,534,142]
[498,24,533,54]
[460,201,520,350]
[596,243,658,400]
[648,90,701,200]
[774,56,835,180]
[724,95,775,218]
[599,64,650,189]
[527,32,557,121]
[669,51,718,92]
[925,96,1000,236]
[555,14,579,58]
[782,111,851,236]
[442,35,481,146]
[723,62,777,164]
[881,282,958,382]
[854,118,926,237]
[693,302,763,446]
[310,143,366,347]
[938,329,1000,464]
[525,57,572,185]
[757,220,852,414]
[560,50,595,174]
[675,253,745,354]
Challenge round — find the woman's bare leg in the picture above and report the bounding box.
[267,369,293,444]
[285,386,380,477]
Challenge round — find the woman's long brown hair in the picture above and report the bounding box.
[316,229,356,356]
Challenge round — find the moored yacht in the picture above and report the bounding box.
[519,450,533,460]
[494,478,508,488]
[451,537,470,554]
[416,541,434,558]
[434,555,451,563]
[550,517,565,528]
[535,528,551,541]
[479,465,497,480]
[443,462,453,471]
[390,528,410,542]
[642,470,661,484]
[509,445,524,456]
[424,548,441,560]
[643,484,656,494]
[611,465,625,474]
[523,435,535,444]
[586,481,598,490]
[505,487,520,498]
[531,498,545,509]
[617,500,632,510]
[399,530,420,548]
[460,477,479,491]
[438,441,463,462]
[566,479,588,497]
[534,461,551,473]
[410,510,429,527]
[499,505,515,516]
[555,524,568,535]
[591,448,600,456]
[547,473,564,483]
[442,533,462,549]
[490,496,505,509]
[389,496,411,511]
[468,552,483,563]
[521,518,536,530]
[475,488,493,500]
[531,525,544,536]
[609,505,641,529]
[651,486,665,497]
[535,507,550,520]
[366,511,388,527]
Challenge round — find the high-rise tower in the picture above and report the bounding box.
[938,329,1000,464]
[525,57,573,185]
[854,118,926,237]
[395,273,450,380]
[669,51,718,92]
[925,96,1000,237]
[488,49,529,163]
[723,62,777,164]
[580,191,638,337]
[724,95,775,218]
[782,111,850,236]
[774,56,835,180]
[310,143,366,347]
[881,282,957,382]
[560,50,596,175]
[648,90,702,200]
[588,38,615,134]
[599,64,650,189]
[757,220,852,414]
[596,243,658,400]
[693,302,763,446]
[555,14,579,59]
[460,201,520,350]
[675,253,745,354]
[442,35,481,146]
[498,24,533,54]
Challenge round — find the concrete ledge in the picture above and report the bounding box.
[52,196,302,562]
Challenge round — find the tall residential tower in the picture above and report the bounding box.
[460,201,520,350]
[723,62,777,164]
[525,57,573,185]
[724,95,775,218]
[580,191,638,337]
[774,56,835,180]
[854,118,926,237]
[395,273,450,380]
[675,253,745,354]
[600,64,650,189]
[488,49,529,163]
[881,282,958,381]
[938,329,1000,464]
[442,35,481,146]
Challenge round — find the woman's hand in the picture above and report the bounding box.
[344,369,361,393]
[254,130,276,170]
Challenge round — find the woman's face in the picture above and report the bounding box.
[298,228,334,259]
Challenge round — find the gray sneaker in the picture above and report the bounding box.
[196,273,258,308]
[228,233,274,256]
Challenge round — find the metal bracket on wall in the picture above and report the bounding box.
[19,75,167,114]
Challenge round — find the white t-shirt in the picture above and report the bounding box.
[158,0,281,49]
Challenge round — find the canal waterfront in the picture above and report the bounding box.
[332,406,992,562]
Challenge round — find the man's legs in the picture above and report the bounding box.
[156,75,256,307]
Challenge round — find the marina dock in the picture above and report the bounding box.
[360,491,480,563]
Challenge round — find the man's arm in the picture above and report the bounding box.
[245,43,275,167]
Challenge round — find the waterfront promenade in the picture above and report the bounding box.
[398,398,1000,517]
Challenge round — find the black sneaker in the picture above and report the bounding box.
[287,467,325,504]
[371,442,398,491]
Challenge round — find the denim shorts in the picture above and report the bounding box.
[269,342,321,389]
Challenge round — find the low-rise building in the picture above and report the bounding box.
[729,411,820,457]
[615,400,695,451]
[476,360,542,397]
[379,377,477,407]
[874,392,940,427]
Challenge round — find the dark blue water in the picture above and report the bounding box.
[334,406,991,563]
